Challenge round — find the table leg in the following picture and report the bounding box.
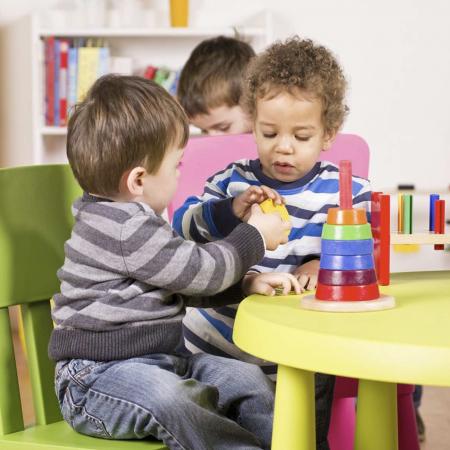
[355,379,398,450]
[272,365,315,450]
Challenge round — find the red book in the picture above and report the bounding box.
[144,65,157,80]
[59,39,69,126]
[45,37,55,126]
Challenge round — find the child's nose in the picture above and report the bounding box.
[276,136,294,153]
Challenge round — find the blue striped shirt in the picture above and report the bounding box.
[173,159,371,378]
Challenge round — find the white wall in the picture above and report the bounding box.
[0,0,58,25]
[2,0,450,191]
[198,0,450,193]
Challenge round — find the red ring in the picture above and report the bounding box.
[315,282,380,301]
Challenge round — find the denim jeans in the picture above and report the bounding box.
[314,373,335,450]
[55,353,274,450]
[413,385,423,409]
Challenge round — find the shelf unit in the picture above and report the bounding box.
[0,11,272,166]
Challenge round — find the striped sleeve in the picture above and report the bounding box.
[173,161,244,241]
[122,211,264,296]
[352,176,372,221]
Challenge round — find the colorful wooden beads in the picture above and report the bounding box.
[302,161,394,312]
[316,197,379,301]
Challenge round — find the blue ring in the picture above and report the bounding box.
[320,254,375,270]
[321,239,373,256]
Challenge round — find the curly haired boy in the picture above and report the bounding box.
[174,36,372,450]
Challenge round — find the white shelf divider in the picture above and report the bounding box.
[38,27,266,38]
[41,126,68,136]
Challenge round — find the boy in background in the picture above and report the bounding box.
[49,74,298,450]
[174,37,372,450]
[177,35,254,135]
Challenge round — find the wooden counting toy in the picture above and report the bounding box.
[372,191,449,285]
[301,160,396,312]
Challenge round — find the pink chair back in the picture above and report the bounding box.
[168,132,370,220]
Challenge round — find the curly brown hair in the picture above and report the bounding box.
[243,36,348,134]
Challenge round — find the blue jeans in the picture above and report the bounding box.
[55,353,274,450]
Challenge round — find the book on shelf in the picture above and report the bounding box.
[44,36,55,126]
[44,37,113,127]
[67,46,78,117]
[43,36,180,128]
[53,38,60,126]
[59,39,69,126]
[143,65,179,95]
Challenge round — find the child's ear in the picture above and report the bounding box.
[124,166,147,196]
[322,129,338,151]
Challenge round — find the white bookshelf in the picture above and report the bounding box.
[0,10,272,166]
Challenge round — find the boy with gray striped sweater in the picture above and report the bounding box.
[49,75,297,450]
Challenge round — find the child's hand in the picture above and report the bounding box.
[247,204,291,250]
[233,185,284,221]
[293,259,320,291]
[243,272,302,296]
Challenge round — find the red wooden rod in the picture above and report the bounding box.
[378,194,391,285]
[434,199,445,250]
[339,160,353,209]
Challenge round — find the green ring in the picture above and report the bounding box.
[322,223,373,240]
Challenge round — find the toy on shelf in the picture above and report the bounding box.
[372,191,449,286]
[301,160,395,312]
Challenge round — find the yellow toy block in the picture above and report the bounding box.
[259,199,291,235]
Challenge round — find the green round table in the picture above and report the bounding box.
[233,271,450,450]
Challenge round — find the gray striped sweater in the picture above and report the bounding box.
[48,193,264,361]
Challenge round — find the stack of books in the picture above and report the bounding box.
[143,66,179,96]
[43,36,179,127]
[44,37,114,127]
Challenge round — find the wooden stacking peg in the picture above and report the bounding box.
[398,193,404,232]
[434,199,445,250]
[429,194,440,232]
[402,194,413,234]
[339,160,353,209]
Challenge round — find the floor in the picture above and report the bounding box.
[10,307,450,448]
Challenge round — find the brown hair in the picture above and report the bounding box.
[67,75,189,196]
[243,36,348,134]
[177,36,255,117]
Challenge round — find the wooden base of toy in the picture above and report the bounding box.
[300,294,395,312]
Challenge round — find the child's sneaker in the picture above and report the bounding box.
[415,408,426,442]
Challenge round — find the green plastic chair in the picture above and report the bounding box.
[0,164,167,449]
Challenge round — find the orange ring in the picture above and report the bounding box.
[326,207,368,225]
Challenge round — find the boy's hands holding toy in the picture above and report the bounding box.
[293,259,320,291]
[243,272,302,297]
[233,185,284,221]
[247,204,291,250]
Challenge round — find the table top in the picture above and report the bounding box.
[233,271,450,386]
